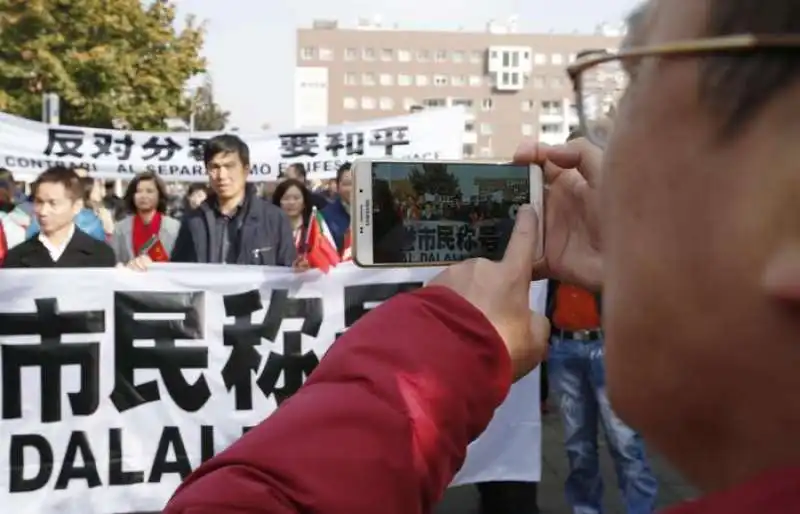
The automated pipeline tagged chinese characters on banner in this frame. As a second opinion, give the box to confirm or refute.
[0,264,544,514]
[0,108,466,181]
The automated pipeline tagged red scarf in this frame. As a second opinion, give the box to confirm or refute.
[0,220,7,266]
[132,211,162,256]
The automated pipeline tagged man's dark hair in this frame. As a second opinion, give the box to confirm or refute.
[31,166,83,200]
[123,171,168,214]
[203,134,250,167]
[337,162,351,184]
[701,1,800,136]
[187,183,208,196]
[287,163,308,181]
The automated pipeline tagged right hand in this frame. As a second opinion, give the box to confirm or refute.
[514,137,604,291]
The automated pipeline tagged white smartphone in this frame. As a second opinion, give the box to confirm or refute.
[351,158,543,267]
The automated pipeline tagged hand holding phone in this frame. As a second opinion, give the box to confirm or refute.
[429,204,550,380]
[350,159,543,267]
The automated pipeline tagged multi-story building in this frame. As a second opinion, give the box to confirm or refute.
[294,16,624,158]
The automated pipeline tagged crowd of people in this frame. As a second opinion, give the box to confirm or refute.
[0,134,354,270]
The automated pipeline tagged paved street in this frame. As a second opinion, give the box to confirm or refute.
[435,407,698,514]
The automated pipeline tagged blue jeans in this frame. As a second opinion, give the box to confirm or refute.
[548,337,658,514]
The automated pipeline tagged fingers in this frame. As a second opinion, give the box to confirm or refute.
[547,138,604,188]
[512,139,551,165]
[501,204,541,282]
[529,311,550,362]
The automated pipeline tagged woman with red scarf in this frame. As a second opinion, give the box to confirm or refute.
[111,171,180,267]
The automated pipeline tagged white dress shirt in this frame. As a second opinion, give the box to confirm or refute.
[39,223,75,262]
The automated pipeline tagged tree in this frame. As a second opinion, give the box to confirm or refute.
[408,163,461,198]
[184,74,229,131]
[0,0,205,130]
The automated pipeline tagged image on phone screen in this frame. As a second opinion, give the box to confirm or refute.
[370,162,531,264]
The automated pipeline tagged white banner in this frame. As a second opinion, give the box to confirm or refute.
[0,108,466,182]
[0,264,543,514]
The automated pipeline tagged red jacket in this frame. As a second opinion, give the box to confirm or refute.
[163,286,513,514]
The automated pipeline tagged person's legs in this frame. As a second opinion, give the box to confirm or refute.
[549,338,604,514]
[589,339,658,514]
[477,481,539,514]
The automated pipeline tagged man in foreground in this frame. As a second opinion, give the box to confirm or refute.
[2,166,116,268]
[164,0,800,512]
[170,134,296,266]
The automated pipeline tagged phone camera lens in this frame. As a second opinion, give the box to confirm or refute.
[359,188,363,193]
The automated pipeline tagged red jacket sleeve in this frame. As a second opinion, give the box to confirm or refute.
[162,285,513,514]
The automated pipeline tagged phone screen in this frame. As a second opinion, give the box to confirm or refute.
[370,161,531,264]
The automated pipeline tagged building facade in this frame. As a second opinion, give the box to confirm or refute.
[295,17,624,159]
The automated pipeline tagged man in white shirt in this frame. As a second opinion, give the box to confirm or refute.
[2,166,115,268]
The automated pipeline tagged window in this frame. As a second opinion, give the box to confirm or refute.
[510,72,520,85]
[521,123,534,136]
[502,52,511,67]
[521,100,534,111]
[481,98,493,111]
[416,75,429,86]
[362,73,376,86]
[435,50,448,62]
[319,48,333,61]
[453,51,465,63]
[417,50,430,62]
[300,47,315,60]
[397,74,412,86]
[551,53,564,65]
[452,98,473,109]
[541,100,560,114]
[381,48,393,61]
[541,123,562,134]
[379,73,394,86]
[422,98,447,108]
[433,75,448,86]
[470,50,483,63]
[363,48,375,60]
[379,97,394,110]
[512,52,520,67]
[463,144,475,157]
[569,53,577,63]
[469,75,483,87]
[344,48,357,60]
[534,53,546,65]
[398,50,411,62]
[465,122,475,132]
[361,97,375,110]
[343,97,357,109]
[403,98,417,110]
[344,73,358,85]
[480,123,492,135]
[451,75,466,86]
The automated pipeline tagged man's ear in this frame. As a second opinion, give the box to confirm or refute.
[762,243,800,302]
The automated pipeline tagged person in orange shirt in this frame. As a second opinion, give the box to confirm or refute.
[545,279,658,514]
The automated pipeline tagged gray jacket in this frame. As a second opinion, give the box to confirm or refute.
[111,215,181,263]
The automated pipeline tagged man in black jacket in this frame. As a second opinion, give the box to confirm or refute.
[2,166,115,268]
[169,135,296,266]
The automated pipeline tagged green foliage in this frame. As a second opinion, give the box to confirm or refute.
[408,163,461,198]
[0,0,206,129]
[184,74,229,131]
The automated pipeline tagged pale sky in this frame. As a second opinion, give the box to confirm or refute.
[172,0,642,132]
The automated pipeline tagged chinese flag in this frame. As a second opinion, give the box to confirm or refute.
[0,221,8,266]
[305,207,341,273]
[141,235,170,262]
[147,239,170,262]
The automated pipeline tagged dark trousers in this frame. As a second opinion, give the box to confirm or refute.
[477,481,539,514]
